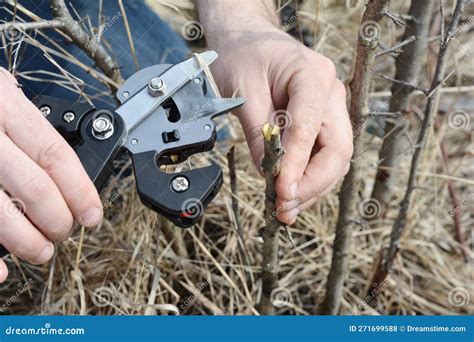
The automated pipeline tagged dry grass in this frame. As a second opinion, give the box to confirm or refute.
[1,0,472,315]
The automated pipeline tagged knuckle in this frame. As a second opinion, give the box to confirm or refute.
[14,239,46,263]
[38,140,69,172]
[46,215,73,242]
[23,173,50,201]
[334,79,347,98]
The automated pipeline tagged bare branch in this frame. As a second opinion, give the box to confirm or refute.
[373,73,429,94]
[318,0,390,315]
[376,35,416,57]
[0,20,64,32]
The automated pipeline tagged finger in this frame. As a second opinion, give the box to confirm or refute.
[0,259,8,283]
[0,190,55,264]
[0,77,103,226]
[275,69,334,203]
[284,80,352,206]
[238,91,275,173]
[277,178,339,224]
[0,131,73,242]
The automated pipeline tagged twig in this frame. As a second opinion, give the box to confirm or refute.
[435,118,470,262]
[366,111,403,117]
[376,35,416,57]
[0,20,64,31]
[258,123,284,315]
[227,146,243,237]
[319,0,390,315]
[384,8,408,26]
[367,0,469,304]
[373,73,428,94]
[49,0,124,92]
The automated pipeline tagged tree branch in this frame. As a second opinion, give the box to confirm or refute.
[318,0,390,315]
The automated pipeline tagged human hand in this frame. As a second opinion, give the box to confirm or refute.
[0,68,103,282]
[202,18,353,225]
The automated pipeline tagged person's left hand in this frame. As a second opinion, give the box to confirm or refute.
[206,23,353,224]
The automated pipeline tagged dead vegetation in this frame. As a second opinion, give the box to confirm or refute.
[0,0,472,315]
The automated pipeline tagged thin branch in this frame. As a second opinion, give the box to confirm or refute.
[49,0,124,92]
[367,0,469,303]
[373,73,429,94]
[384,9,408,26]
[436,118,470,262]
[258,123,285,315]
[318,0,390,315]
[0,19,64,31]
[227,146,243,237]
[376,35,416,57]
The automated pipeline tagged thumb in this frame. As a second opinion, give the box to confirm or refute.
[237,95,275,173]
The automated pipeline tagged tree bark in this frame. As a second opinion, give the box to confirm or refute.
[258,123,284,315]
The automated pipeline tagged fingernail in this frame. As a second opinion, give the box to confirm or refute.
[283,199,300,212]
[290,182,298,200]
[81,207,103,227]
[33,244,54,264]
[287,207,300,224]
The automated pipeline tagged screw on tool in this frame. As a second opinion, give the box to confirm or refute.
[148,77,166,97]
[171,176,189,192]
[62,111,75,123]
[92,114,114,140]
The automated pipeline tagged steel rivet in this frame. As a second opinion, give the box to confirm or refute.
[171,176,189,192]
[63,111,75,123]
[40,105,51,117]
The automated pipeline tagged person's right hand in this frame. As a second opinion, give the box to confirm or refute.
[0,67,103,282]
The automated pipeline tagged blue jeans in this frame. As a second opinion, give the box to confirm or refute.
[0,0,190,107]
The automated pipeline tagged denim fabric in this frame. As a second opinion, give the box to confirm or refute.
[0,0,190,106]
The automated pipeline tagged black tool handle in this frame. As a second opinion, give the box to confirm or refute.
[131,151,223,228]
[0,97,125,258]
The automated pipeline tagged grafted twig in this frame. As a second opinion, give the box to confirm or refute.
[49,0,124,91]
[367,0,469,303]
[318,0,390,315]
[258,123,284,315]
[370,0,434,218]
